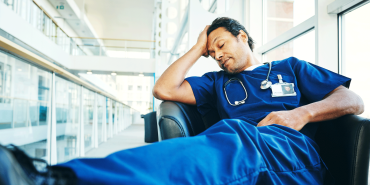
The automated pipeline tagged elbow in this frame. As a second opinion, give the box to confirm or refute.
[354,95,365,115]
[152,84,172,101]
[356,100,365,115]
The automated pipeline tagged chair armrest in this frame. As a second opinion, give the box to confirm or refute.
[315,114,370,185]
[157,101,205,141]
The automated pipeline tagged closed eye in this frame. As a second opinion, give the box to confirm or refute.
[220,44,224,48]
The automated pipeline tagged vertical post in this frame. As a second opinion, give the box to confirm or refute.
[102,97,107,142]
[49,72,57,165]
[45,73,52,164]
[11,98,15,128]
[79,86,85,157]
[108,99,113,138]
[119,104,122,132]
[93,92,98,148]
[26,100,31,130]
[114,101,118,134]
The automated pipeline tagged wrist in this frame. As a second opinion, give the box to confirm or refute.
[294,106,314,123]
[192,44,206,54]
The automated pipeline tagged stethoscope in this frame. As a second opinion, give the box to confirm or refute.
[223,62,272,106]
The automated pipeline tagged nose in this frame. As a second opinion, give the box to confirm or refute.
[215,51,223,61]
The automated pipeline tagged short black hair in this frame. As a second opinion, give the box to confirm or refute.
[207,17,255,51]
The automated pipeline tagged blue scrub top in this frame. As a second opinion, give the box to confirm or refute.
[185,57,351,140]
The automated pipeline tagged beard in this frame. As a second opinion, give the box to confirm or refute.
[222,62,242,74]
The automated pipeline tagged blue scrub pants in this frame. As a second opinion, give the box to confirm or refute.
[59,119,325,184]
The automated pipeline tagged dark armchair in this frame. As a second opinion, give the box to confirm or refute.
[156,101,370,185]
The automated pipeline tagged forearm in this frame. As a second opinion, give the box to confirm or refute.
[153,45,203,99]
[295,86,364,123]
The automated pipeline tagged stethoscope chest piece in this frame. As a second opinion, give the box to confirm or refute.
[260,62,272,90]
[260,80,272,89]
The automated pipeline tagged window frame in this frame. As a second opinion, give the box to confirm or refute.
[258,0,317,64]
[337,0,370,75]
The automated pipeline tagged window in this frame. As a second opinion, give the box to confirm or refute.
[263,30,315,63]
[341,1,370,118]
[128,85,133,90]
[264,0,315,44]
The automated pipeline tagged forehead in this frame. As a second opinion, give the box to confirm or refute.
[207,27,234,49]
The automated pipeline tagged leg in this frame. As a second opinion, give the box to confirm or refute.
[58,119,325,185]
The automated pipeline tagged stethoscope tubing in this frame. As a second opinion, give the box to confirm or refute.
[223,62,272,106]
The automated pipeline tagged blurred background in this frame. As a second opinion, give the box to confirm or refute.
[0,0,368,165]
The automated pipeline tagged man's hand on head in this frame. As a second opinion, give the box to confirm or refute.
[257,109,312,131]
[196,25,210,58]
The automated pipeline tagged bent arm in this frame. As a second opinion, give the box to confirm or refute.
[258,85,364,130]
[297,85,364,123]
[153,26,209,105]
[152,46,203,105]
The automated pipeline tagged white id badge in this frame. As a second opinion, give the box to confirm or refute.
[271,83,297,97]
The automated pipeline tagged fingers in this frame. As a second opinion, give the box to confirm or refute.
[257,114,273,127]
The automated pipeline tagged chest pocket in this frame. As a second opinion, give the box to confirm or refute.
[268,72,299,104]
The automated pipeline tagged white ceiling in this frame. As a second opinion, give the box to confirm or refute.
[83,0,155,41]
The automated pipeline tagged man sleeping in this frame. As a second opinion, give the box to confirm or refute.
[0,17,364,185]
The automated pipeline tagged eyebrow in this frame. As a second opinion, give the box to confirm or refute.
[208,36,221,52]
[212,36,220,45]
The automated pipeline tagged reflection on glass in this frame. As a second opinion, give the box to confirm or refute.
[0,51,51,162]
[342,2,370,118]
[83,88,94,153]
[264,0,314,44]
[263,30,315,63]
[106,98,111,138]
[112,101,115,134]
[97,94,104,144]
[55,76,80,163]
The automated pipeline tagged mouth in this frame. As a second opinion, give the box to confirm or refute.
[221,58,230,69]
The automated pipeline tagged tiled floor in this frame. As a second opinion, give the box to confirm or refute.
[85,124,149,158]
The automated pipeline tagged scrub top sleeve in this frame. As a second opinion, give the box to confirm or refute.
[291,57,351,103]
[185,73,216,115]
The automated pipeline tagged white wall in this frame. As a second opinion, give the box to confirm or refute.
[70,55,155,73]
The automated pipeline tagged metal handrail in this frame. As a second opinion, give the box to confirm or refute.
[71,37,156,43]
[0,95,49,103]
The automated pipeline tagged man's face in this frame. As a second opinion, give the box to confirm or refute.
[284,86,291,92]
[207,27,250,74]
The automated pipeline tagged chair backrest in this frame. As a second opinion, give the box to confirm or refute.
[315,115,370,185]
[158,101,370,185]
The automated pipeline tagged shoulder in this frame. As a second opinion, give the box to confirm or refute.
[272,57,314,71]
[202,70,226,80]
[272,57,308,66]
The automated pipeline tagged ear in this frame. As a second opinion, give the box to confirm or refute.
[238,30,248,43]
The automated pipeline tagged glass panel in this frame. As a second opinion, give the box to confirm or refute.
[0,51,51,162]
[83,88,94,153]
[106,98,110,138]
[55,76,80,163]
[112,101,115,134]
[264,0,315,44]
[342,2,370,118]
[97,94,104,144]
[263,30,315,63]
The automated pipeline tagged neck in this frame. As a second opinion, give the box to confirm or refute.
[241,51,261,71]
